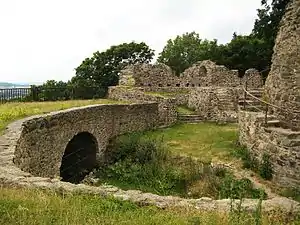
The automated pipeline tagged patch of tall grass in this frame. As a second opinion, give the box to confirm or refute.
[94,133,266,199]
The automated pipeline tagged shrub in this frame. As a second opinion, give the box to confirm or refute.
[234,147,258,172]
[95,133,266,199]
[218,175,267,199]
[259,153,273,180]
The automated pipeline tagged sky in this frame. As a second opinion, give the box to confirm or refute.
[0,0,262,84]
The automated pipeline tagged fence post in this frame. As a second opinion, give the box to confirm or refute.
[31,86,38,101]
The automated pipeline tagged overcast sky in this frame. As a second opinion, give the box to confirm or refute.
[0,0,261,84]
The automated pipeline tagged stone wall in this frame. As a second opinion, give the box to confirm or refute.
[13,103,158,178]
[108,87,177,126]
[1,119,299,212]
[264,0,300,130]
[239,110,300,188]
[188,87,241,122]
[242,69,264,89]
[119,60,243,88]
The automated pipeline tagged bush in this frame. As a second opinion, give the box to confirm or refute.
[259,153,273,180]
[234,147,259,171]
[95,133,266,199]
[219,175,267,199]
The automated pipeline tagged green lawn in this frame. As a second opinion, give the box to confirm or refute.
[143,123,239,163]
[176,105,196,115]
[0,99,124,132]
[0,187,295,225]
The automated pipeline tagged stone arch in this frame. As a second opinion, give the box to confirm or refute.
[60,132,98,183]
[199,66,208,76]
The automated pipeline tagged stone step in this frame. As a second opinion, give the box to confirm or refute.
[264,127,300,139]
[238,100,262,105]
[180,120,203,123]
[265,120,281,128]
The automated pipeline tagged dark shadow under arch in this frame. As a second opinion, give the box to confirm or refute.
[199,66,207,76]
[60,132,98,184]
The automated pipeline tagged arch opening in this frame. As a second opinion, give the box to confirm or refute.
[199,66,207,76]
[60,132,98,184]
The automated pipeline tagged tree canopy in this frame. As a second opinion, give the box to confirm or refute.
[73,42,154,87]
[157,32,219,75]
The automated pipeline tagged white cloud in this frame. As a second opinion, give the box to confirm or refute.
[0,0,261,83]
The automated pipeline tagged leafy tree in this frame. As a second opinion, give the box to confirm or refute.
[251,0,290,74]
[37,80,70,101]
[253,0,290,44]
[73,42,154,87]
[219,34,271,77]
[157,32,219,75]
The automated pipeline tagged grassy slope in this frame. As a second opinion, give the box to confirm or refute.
[0,99,124,132]
[0,100,297,224]
[0,187,295,225]
[144,123,239,163]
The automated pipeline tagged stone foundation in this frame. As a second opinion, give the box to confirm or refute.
[188,87,242,122]
[0,112,299,213]
[108,87,177,126]
[239,110,300,188]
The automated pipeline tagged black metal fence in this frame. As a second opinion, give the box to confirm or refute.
[0,86,108,104]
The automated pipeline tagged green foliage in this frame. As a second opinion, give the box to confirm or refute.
[97,135,187,196]
[157,32,219,75]
[219,176,267,199]
[259,153,273,180]
[219,35,271,77]
[233,146,259,170]
[1,187,297,225]
[281,187,300,202]
[73,42,154,88]
[96,133,266,199]
[234,147,273,181]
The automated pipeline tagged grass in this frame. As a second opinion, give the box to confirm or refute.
[95,132,266,199]
[0,99,124,132]
[141,123,239,163]
[0,187,298,225]
[176,105,196,115]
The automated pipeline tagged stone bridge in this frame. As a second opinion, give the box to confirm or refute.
[11,103,158,183]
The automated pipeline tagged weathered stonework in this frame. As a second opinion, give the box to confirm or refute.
[264,0,300,130]
[108,87,177,126]
[13,103,158,178]
[0,113,299,213]
[188,87,242,122]
[242,69,264,89]
[239,110,300,187]
[119,60,251,88]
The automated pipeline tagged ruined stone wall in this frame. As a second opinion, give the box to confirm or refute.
[188,87,242,122]
[242,69,264,89]
[1,119,299,212]
[264,0,300,130]
[239,110,300,188]
[119,60,243,88]
[108,87,177,126]
[14,103,158,178]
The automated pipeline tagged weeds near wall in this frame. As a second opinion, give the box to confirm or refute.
[95,133,267,199]
[234,146,273,181]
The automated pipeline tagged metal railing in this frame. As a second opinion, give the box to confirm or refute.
[0,86,108,104]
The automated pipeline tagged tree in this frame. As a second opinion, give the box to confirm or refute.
[157,32,220,75]
[73,42,154,88]
[220,34,272,77]
[251,0,290,73]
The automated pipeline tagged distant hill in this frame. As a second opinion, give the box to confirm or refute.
[0,82,30,88]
